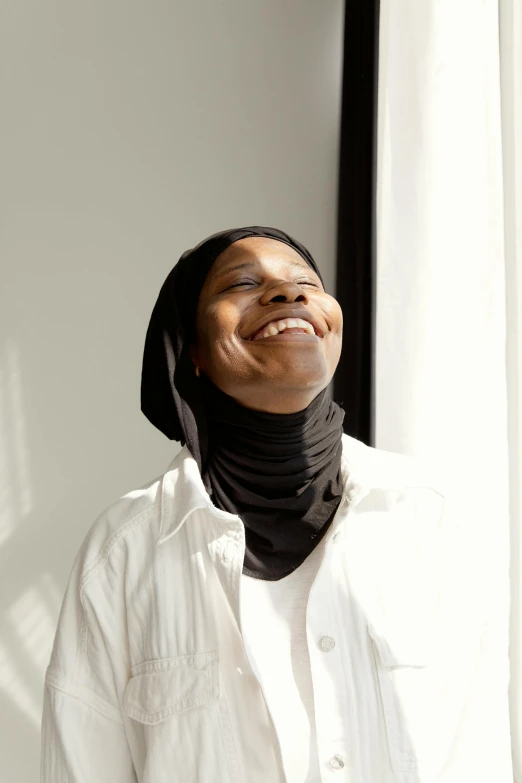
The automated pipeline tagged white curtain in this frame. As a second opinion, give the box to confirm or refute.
[500,0,522,777]
[375,0,521,779]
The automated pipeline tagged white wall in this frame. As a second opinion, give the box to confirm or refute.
[0,1,345,778]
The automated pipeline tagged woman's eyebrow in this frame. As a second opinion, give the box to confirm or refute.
[214,261,257,278]
[214,260,313,279]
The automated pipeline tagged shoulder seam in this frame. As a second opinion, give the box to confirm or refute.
[80,503,161,599]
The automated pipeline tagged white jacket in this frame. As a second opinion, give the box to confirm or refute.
[40,434,513,782]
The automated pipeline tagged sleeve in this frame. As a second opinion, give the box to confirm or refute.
[40,543,137,783]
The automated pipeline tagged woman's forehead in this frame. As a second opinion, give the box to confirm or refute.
[211,236,312,275]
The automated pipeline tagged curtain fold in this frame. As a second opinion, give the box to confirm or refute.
[500,0,522,778]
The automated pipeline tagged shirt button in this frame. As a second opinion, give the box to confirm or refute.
[329,754,345,770]
[319,635,336,652]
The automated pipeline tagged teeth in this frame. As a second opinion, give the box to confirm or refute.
[295,318,315,334]
[253,317,317,339]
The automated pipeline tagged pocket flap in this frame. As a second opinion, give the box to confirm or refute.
[123,652,219,725]
[368,623,431,668]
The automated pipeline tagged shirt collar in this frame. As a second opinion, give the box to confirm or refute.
[157,434,429,545]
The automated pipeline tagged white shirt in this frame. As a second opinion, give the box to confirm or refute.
[241,532,327,782]
[40,433,514,783]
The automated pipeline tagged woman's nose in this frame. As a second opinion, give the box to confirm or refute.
[259,281,309,304]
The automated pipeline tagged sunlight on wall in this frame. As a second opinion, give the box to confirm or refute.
[40,572,64,618]
[0,641,41,728]
[0,340,33,550]
[8,580,58,676]
[0,571,63,737]
[5,339,32,517]
[0,372,15,548]
[0,338,50,740]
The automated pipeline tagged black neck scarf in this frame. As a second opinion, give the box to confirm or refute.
[200,373,345,581]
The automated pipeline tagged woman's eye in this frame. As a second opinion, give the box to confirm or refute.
[226,280,257,290]
[224,278,319,292]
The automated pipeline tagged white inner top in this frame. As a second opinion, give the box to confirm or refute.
[240,535,329,783]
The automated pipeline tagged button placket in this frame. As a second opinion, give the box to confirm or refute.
[307,508,352,781]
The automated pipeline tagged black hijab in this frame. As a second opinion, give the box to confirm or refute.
[141,226,345,580]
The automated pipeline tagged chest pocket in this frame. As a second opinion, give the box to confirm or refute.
[360,492,483,779]
[369,623,438,778]
[369,613,484,780]
[122,652,240,783]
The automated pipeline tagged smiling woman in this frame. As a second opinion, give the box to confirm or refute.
[41,224,502,783]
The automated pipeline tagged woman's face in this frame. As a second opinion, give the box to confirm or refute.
[190,237,343,413]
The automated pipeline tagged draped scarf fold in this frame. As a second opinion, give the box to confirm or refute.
[200,374,345,580]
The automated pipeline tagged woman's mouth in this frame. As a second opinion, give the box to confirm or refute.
[249,317,320,341]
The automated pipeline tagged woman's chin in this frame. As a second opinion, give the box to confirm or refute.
[221,376,330,413]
